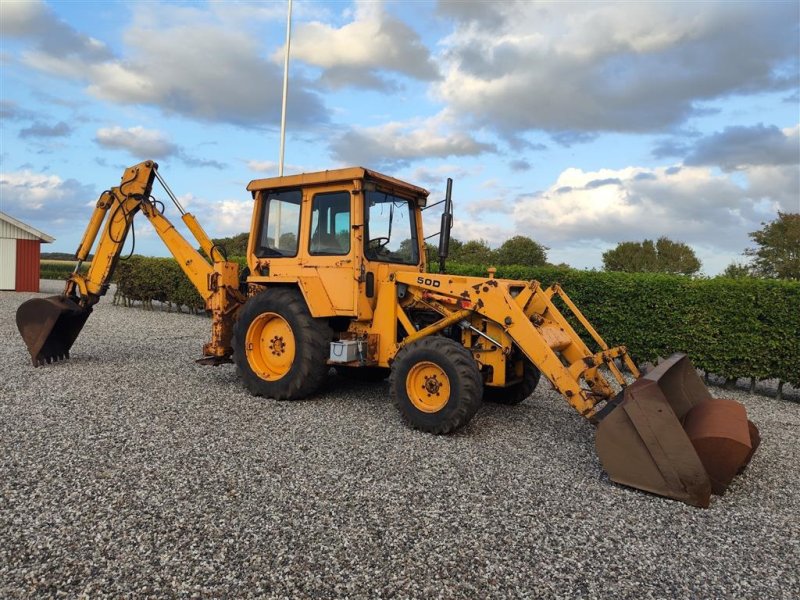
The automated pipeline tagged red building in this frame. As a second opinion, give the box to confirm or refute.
[0,211,55,293]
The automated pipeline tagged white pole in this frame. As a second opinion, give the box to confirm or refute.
[278,0,293,178]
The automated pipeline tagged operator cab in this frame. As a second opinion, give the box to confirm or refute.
[245,167,433,318]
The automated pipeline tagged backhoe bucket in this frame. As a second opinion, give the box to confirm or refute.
[16,296,91,366]
[595,354,759,507]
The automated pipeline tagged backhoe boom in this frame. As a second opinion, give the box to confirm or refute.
[16,161,243,365]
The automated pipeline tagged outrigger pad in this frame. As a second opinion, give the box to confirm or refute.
[595,353,759,508]
[16,296,91,366]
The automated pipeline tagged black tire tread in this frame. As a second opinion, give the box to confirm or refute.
[390,336,483,434]
[484,358,541,405]
[233,288,331,400]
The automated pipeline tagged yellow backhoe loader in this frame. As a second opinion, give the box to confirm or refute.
[17,161,760,507]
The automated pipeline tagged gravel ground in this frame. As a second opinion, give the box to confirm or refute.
[2,288,799,599]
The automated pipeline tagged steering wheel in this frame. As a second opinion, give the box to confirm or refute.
[368,237,390,250]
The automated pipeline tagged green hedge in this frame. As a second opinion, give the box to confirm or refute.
[443,263,800,387]
[105,257,799,385]
[111,255,248,313]
[113,257,200,312]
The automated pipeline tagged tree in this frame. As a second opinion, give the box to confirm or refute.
[602,237,701,275]
[602,240,658,273]
[422,237,462,264]
[722,262,752,278]
[744,212,800,280]
[654,237,702,275]
[452,239,494,264]
[494,235,548,266]
[209,232,249,256]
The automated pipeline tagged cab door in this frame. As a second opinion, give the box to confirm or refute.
[304,186,357,313]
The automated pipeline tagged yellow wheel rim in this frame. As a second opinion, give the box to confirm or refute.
[406,361,451,413]
[245,312,296,380]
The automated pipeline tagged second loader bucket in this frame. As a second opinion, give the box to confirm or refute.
[16,296,91,366]
[595,354,760,508]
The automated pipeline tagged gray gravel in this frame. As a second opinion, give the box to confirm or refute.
[2,288,799,599]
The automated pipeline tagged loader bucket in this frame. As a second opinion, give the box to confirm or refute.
[595,354,760,507]
[16,296,91,366]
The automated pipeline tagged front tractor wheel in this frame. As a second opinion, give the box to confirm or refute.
[233,288,331,400]
[390,336,483,434]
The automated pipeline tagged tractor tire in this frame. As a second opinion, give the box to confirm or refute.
[390,336,483,434]
[336,365,391,382]
[483,359,541,405]
[233,288,331,400]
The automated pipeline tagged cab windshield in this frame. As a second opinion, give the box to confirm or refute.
[364,190,418,264]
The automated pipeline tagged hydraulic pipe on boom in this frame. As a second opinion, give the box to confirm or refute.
[16,161,244,366]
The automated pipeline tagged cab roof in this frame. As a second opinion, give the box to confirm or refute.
[246,166,429,198]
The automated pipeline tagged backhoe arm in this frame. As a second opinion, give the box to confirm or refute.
[17,161,242,366]
[68,161,215,306]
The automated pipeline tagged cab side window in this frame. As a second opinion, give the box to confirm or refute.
[309,191,351,256]
[256,189,302,258]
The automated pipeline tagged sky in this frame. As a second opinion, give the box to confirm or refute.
[1,0,798,274]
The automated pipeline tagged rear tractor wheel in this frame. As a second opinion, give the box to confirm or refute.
[390,336,483,434]
[233,288,331,400]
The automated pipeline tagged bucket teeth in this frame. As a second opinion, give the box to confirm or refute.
[34,350,71,366]
[17,296,91,367]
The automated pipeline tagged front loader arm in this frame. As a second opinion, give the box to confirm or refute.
[391,272,638,419]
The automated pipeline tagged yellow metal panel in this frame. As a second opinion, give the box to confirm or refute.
[538,324,572,351]
[182,213,220,261]
[314,267,355,311]
[297,276,336,317]
[248,167,367,192]
[247,167,430,199]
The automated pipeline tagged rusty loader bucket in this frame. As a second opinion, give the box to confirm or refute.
[595,354,760,507]
[16,296,91,366]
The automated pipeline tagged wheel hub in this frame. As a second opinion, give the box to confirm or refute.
[245,312,296,380]
[270,336,285,355]
[406,361,451,413]
[423,375,442,395]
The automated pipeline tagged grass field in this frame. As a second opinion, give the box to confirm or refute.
[40,259,90,280]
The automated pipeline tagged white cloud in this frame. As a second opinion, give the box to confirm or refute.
[246,160,280,173]
[435,2,799,136]
[95,126,178,159]
[214,200,253,236]
[685,123,800,171]
[1,0,112,65]
[466,197,514,217]
[330,112,495,167]
[0,170,95,232]
[244,160,305,175]
[287,1,438,90]
[94,126,226,169]
[746,165,800,213]
[177,197,252,237]
[450,219,512,248]
[505,163,789,273]
[19,121,72,138]
[9,1,326,127]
